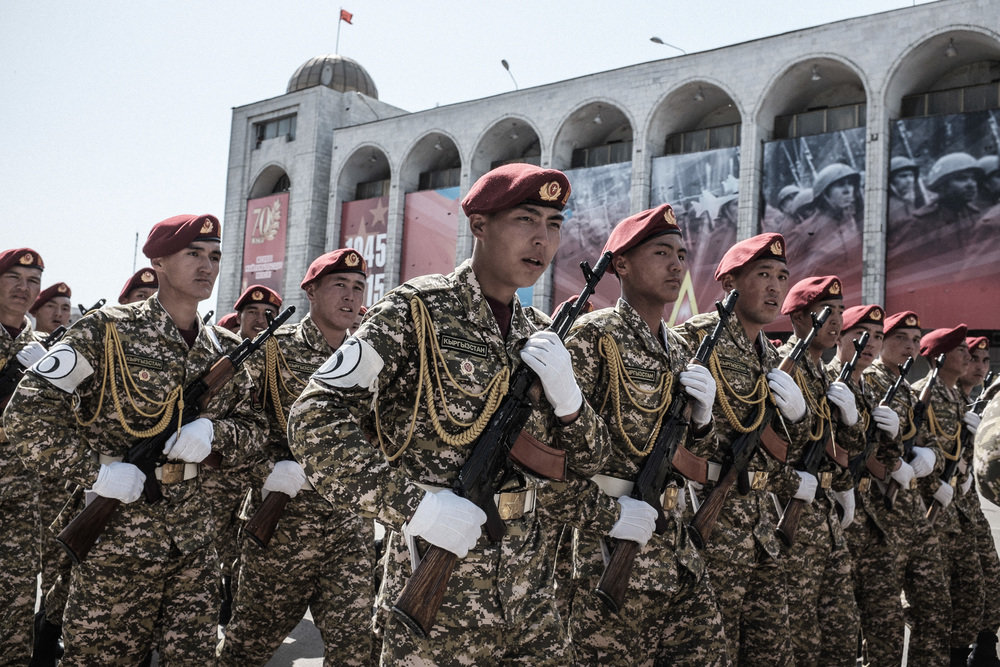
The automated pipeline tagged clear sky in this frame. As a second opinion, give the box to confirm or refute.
[1,0,934,315]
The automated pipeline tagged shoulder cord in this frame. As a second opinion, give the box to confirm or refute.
[262,337,308,433]
[375,295,510,462]
[925,400,962,459]
[597,334,673,457]
[707,345,770,433]
[794,367,830,442]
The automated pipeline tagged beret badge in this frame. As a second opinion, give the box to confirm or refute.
[871,309,883,321]
[829,281,842,295]
[539,181,562,202]
[20,253,34,265]
[770,239,783,256]
[141,271,155,283]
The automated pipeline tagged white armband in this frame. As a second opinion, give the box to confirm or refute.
[312,336,383,392]
[31,343,94,393]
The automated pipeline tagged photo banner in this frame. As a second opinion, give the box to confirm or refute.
[886,110,1000,328]
[242,192,290,294]
[340,196,389,307]
[400,187,460,284]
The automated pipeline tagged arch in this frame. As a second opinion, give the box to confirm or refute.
[468,115,544,181]
[336,143,392,202]
[398,130,462,194]
[645,78,744,160]
[248,164,291,199]
[550,99,635,170]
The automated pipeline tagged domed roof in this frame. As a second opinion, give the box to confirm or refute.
[287,54,378,98]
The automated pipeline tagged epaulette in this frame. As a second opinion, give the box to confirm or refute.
[522,306,552,331]
[571,307,620,334]
[680,311,718,331]
[394,273,453,297]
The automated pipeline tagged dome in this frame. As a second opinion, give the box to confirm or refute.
[286,54,378,98]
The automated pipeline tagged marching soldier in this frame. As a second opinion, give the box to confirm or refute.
[288,163,610,665]
[234,284,282,341]
[975,377,1000,504]
[4,215,267,663]
[118,267,158,305]
[216,312,239,334]
[30,282,72,334]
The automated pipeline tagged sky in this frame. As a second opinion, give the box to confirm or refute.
[1,0,935,315]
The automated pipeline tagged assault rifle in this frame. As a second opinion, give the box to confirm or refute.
[202,310,215,325]
[847,356,913,487]
[55,306,295,564]
[594,289,738,613]
[775,330,868,546]
[78,299,107,316]
[0,326,67,411]
[884,353,944,510]
[391,251,613,638]
[689,306,831,548]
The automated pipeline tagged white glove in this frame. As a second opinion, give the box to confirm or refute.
[793,470,818,503]
[826,381,859,426]
[92,462,145,503]
[16,341,47,368]
[890,460,915,488]
[607,496,658,547]
[963,410,981,434]
[262,460,306,499]
[834,489,855,528]
[909,446,935,479]
[872,405,900,439]
[961,474,974,495]
[162,418,214,463]
[406,489,486,558]
[933,481,954,508]
[680,363,716,427]
[519,331,582,417]
[767,369,807,422]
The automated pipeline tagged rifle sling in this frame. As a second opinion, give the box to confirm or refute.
[865,454,896,481]
[760,424,788,463]
[824,436,849,468]
[509,429,566,481]
[671,445,708,485]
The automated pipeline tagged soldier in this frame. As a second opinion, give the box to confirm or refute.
[118,267,158,305]
[220,249,374,665]
[287,163,610,665]
[675,232,815,665]
[30,282,72,334]
[911,153,983,249]
[234,284,282,340]
[887,156,926,225]
[0,247,47,665]
[975,377,1000,504]
[561,204,728,665]
[216,312,239,333]
[975,155,999,209]
[4,215,267,664]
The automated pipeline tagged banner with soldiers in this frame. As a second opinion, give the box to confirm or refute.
[340,195,390,307]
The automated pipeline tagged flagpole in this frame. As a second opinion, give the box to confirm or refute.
[336,7,342,54]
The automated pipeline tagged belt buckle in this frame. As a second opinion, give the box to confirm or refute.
[497,491,525,521]
[160,462,186,485]
[819,472,833,489]
[949,475,958,488]
[661,487,679,511]
[750,471,769,491]
[857,477,871,494]
[909,478,918,490]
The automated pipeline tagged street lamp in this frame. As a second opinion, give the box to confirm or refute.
[650,37,686,55]
[501,59,519,90]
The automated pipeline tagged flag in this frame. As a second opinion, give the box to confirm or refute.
[340,9,353,24]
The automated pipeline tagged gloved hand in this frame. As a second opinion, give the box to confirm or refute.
[826,381,859,426]
[961,474,974,495]
[519,331,582,417]
[963,410,981,434]
[680,363,716,427]
[767,369,806,422]
[92,462,145,503]
[793,470,818,503]
[872,405,900,439]
[15,341,47,368]
[890,460,915,488]
[406,489,486,558]
[909,446,935,479]
[933,481,954,508]
[162,418,214,463]
[834,489,855,529]
[263,460,307,499]
[607,496,658,547]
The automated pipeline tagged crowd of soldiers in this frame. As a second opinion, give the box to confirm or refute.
[1,162,1000,666]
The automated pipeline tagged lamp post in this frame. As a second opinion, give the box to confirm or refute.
[501,59,518,90]
[649,37,686,55]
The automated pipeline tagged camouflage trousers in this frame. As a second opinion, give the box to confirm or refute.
[219,490,374,666]
[37,477,75,624]
[0,481,38,666]
[968,499,1000,632]
[944,515,985,649]
[60,547,216,665]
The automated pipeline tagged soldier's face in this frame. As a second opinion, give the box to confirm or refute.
[33,296,72,333]
[942,171,977,203]
[807,298,843,351]
[940,344,970,378]
[824,179,854,209]
[470,205,563,296]
[890,171,915,196]
[963,348,990,386]
[726,259,789,327]
[881,329,921,366]
[839,323,883,371]
[123,287,156,304]
[154,242,221,303]
[239,303,277,339]
[307,272,366,334]
[617,234,686,305]
[0,266,42,322]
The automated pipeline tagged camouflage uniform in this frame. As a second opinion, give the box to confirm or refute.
[561,300,729,666]
[0,318,41,665]
[975,380,1000,505]
[675,311,813,666]
[220,313,375,666]
[287,261,609,666]
[3,297,266,664]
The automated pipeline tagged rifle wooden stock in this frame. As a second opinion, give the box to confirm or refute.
[775,497,806,546]
[885,355,941,510]
[594,539,640,613]
[56,494,121,565]
[689,465,740,548]
[391,546,458,637]
[244,490,291,548]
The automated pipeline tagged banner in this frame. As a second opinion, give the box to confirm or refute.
[340,196,389,307]
[242,193,289,294]
[400,187,460,284]
[886,110,1000,328]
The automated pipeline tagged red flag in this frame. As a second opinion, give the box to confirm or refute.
[340,9,353,24]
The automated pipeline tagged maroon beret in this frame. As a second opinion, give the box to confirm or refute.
[216,312,240,332]
[234,284,282,311]
[602,204,681,273]
[883,310,921,335]
[842,304,884,333]
[30,282,72,314]
[358,305,368,316]
[781,275,842,315]
[714,233,786,280]
[920,324,968,359]
[0,248,44,275]
[461,164,571,216]
[117,268,158,304]
[142,214,221,259]
[967,336,989,353]
[301,248,368,288]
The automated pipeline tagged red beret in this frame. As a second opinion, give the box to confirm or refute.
[920,324,968,359]
[842,304,884,333]
[714,233,786,280]
[0,248,44,275]
[234,284,282,311]
[30,282,72,314]
[781,275,842,315]
[461,164,571,216]
[358,305,368,316]
[967,336,990,353]
[142,214,221,259]
[883,310,921,335]
[602,204,681,273]
[118,268,158,304]
[216,312,240,331]
[301,248,368,288]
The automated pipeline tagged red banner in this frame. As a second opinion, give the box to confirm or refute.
[340,196,389,307]
[242,193,289,295]
[400,188,460,284]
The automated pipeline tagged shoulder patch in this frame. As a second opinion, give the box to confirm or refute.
[313,336,384,391]
[31,343,95,393]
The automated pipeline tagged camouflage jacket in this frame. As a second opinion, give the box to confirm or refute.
[3,296,266,561]
[912,376,967,533]
[974,378,1000,505]
[0,316,40,499]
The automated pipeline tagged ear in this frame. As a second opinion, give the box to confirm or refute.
[612,254,629,278]
[468,213,488,240]
[720,273,736,293]
[789,310,808,331]
[150,257,165,271]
